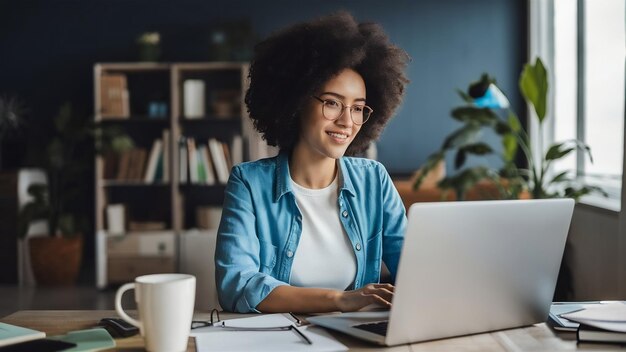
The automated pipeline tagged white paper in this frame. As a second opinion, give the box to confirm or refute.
[191,314,348,352]
[562,302,626,322]
[561,302,626,332]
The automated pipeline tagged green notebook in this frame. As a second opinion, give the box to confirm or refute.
[0,322,45,347]
[49,328,115,352]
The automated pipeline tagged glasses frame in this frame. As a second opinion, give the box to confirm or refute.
[311,96,373,125]
[191,308,221,330]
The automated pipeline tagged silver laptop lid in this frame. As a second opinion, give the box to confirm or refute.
[386,199,574,345]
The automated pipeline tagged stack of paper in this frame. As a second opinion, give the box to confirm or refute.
[561,302,626,332]
[191,314,347,352]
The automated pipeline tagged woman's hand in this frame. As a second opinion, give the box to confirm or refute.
[334,283,394,312]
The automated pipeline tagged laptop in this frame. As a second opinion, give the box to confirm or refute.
[308,199,575,346]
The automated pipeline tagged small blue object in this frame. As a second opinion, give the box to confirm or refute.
[158,102,168,117]
[148,102,160,118]
[473,84,510,109]
[148,102,168,119]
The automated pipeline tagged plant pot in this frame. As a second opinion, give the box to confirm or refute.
[29,236,82,285]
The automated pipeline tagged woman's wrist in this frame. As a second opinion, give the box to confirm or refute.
[329,290,344,311]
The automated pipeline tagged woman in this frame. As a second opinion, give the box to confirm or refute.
[215,11,410,313]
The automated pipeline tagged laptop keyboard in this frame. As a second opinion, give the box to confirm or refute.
[353,321,389,336]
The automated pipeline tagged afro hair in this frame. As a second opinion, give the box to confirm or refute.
[245,11,410,155]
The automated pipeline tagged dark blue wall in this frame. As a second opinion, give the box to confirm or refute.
[1,0,527,173]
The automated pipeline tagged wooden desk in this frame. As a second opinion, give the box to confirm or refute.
[1,310,622,351]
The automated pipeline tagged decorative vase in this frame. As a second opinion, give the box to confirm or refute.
[29,236,82,285]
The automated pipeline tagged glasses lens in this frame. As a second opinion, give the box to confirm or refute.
[351,106,372,125]
[322,99,343,120]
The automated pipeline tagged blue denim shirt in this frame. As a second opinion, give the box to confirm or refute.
[215,152,406,313]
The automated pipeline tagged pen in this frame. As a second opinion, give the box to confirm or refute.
[290,324,312,345]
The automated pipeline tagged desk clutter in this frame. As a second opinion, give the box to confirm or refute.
[551,301,626,344]
[0,322,115,352]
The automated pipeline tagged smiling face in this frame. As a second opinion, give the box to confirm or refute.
[294,68,366,161]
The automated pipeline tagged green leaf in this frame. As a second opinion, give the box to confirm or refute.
[494,121,512,135]
[566,139,594,163]
[549,170,571,184]
[545,145,575,161]
[461,143,493,155]
[507,111,522,133]
[519,57,548,123]
[442,123,482,150]
[502,133,518,162]
[451,107,498,125]
[58,214,76,236]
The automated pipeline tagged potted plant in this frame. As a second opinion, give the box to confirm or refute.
[17,103,132,285]
[415,58,606,201]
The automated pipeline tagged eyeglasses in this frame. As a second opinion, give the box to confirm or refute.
[191,309,221,329]
[190,309,312,345]
[311,96,373,125]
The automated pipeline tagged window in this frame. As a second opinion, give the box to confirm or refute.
[552,0,625,210]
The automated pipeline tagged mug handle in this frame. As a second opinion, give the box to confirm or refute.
[115,283,142,329]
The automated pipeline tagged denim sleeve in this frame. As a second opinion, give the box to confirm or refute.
[378,163,407,282]
[215,166,287,313]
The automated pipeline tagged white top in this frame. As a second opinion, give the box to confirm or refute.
[289,173,357,290]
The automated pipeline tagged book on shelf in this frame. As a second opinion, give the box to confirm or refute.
[179,137,188,184]
[196,145,208,184]
[162,129,170,182]
[200,145,216,185]
[187,138,199,184]
[208,138,230,184]
[116,150,132,180]
[222,141,233,171]
[103,152,119,180]
[134,149,148,181]
[100,74,130,118]
[126,149,139,180]
[154,150,164,181]
[144,139,163,183]
[0,322,45,347]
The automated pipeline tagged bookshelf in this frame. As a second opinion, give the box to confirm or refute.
[94,62,275,288]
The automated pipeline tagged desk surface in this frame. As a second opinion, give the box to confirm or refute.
[1,310,622,351]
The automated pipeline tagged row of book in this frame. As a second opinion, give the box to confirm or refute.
[104,130,170,183]
[180,136,243,185]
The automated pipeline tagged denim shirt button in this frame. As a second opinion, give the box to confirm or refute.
[342,210,348,218]
[355,243,362,251]
[286,250,294,258]
[339,201,344,207]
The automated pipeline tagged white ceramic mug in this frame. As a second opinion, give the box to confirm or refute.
[115,273,196,352]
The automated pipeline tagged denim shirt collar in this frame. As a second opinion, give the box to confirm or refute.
[273,151,356,202]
